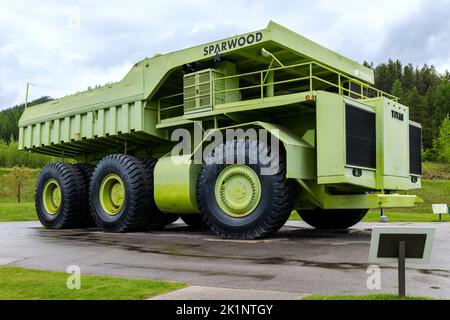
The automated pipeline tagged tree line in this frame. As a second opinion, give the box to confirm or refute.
[0,61,449,167]
[365,60,450,159]
[0,96,52,142]
[0,139,55,168]
[0,97,55,168]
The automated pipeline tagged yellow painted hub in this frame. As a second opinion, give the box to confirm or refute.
[214,165,262,218]
[99,174,125,216]
[42,179,61,215]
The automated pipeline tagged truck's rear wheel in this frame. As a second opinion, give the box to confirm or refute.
[74,163,96,227]
[35,163,88,229]
[298,208,368,230]
[89,154,152,232]
[74,163,95,186]
[197,139,296,239]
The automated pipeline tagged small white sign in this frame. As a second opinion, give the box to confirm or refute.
[432,204,449,214]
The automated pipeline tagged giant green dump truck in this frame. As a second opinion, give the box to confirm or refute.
[19,22,422,239]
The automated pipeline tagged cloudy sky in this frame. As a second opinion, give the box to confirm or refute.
[0,0,449,110]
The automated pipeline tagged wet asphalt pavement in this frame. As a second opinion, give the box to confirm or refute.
[1,220,449,299]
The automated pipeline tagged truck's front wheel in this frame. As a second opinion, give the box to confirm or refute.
[298,209,368,230]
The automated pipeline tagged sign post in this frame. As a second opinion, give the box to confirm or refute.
[398,241,406,298]
[369,227,435,298]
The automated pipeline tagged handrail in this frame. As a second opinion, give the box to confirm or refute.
[158,61,398,122]
[211,61,397,101]
[160,92,183,100]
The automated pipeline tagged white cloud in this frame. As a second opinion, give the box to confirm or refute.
[0,0,449,110]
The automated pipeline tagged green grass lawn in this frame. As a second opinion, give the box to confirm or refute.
[392,179,450,213]
[0,203,36,222]
[364,210,450,222]
[422,162,450,180]
[0,266,187,300]
[303,294,434,300]
[0,168,39,203]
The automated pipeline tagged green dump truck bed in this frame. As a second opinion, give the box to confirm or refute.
[18,21,376,157]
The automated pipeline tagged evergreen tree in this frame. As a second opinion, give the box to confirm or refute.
[402,64,415,91]
[391,79,404,102]
[433,116,450,163]
[434,80,450,126]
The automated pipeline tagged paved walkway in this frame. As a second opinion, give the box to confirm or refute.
[150,286,306,300]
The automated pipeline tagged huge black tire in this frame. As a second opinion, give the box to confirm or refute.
[298,208,369,230]
[89,154,152,232]
[181,214,205,229]
[74,163,95,185]
[139,157,179,230]
[35,162,89,229]
[73,163,96,227]
[197,139,297,239]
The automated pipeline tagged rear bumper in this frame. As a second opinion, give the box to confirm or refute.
[322,193,423,210]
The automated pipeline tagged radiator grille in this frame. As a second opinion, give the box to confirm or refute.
[345,104,376,168]
[409,125,422,175]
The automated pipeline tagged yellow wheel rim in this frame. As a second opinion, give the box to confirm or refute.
[99,174,126,216]
[42,179,61,215]
[214,165,262,218]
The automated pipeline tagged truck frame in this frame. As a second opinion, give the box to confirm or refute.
[19,21,422,239]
